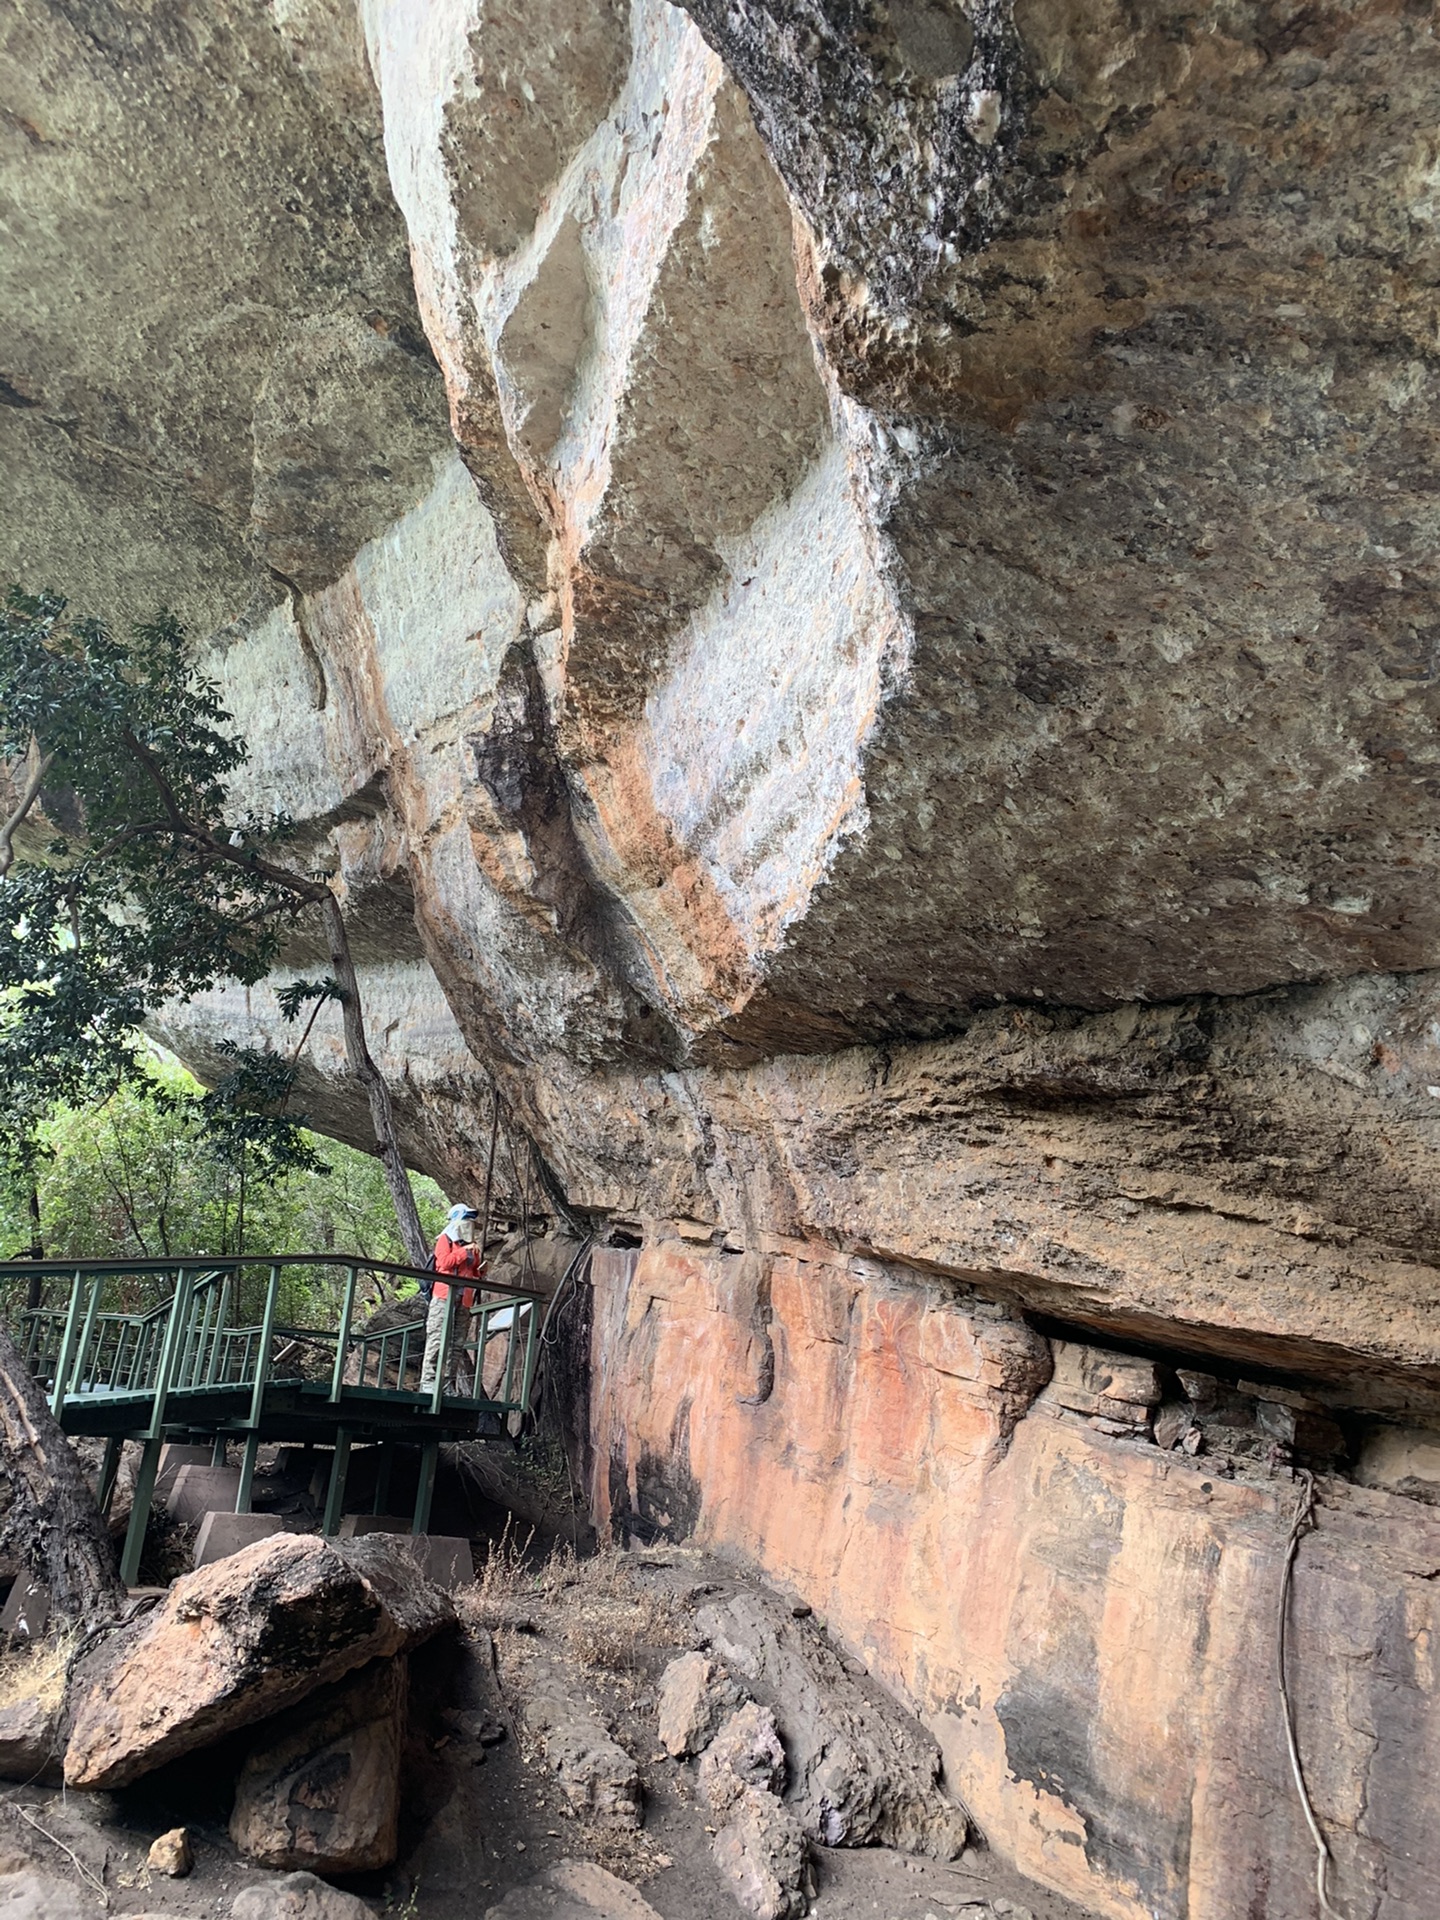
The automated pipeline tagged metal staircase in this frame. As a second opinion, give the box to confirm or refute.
[0,1253,546,1582]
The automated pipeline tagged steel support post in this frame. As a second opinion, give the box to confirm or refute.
[120,1436,163,1587]
[322,1428,352,1537]
[96,1435,123,1515]
[373,1442,394,1516]
[235,1431,260,1514]
[413,1439,439,1536]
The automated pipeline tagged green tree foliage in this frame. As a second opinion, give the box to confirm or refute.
[0,1054,449,1289]
[0,587,427,1261]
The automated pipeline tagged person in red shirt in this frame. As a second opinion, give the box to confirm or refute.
[420,1204,486,1392]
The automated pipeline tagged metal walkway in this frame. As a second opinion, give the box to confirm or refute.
[0,1253,546,1583]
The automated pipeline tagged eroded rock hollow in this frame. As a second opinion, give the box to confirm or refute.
[4,2,1440,1915]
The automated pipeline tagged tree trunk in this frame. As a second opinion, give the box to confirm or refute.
[321,892,428,1266]
[0,1330,125,1631]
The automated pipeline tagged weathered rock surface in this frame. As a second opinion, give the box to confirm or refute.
[1355,1425,1440,1505]
[65,1533,451,1789]
[11,4,1440,1918]
[230,1873,376,1920]
[520,1670,642,1829]
[694,1589,966,1858]
[483,1860,664,1920]
[656,1651,746,1759]
[711,1786,813,1920]
[596,1239,1440,1920]
[0,1871,108,1920]
[696,1702,786,1810]
[0,1695,61,1787]
[230,1657,405,1874]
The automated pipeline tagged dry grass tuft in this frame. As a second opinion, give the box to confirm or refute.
[0,1635,72,1713]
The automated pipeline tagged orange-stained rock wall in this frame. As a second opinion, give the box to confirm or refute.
[589,1241,1440,1920]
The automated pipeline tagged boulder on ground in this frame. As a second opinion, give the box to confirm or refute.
[698,1701,786,1809]
[147,1826,193,1876]
[0,1693,62,1786]
[230,1872,376,1919]
[65,1533,453,1789]
[657,1651,746,1757]
[484,1859,664,1919]
[696,1590,967,1857]
[522,1670,642,1828]
[230,1657,405,1874]
[0,1870,107,1919]
[712,1785,813,1920]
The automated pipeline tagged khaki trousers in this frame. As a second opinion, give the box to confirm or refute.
[420,1293,474,1392]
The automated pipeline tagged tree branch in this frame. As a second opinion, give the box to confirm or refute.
[0,742,56,879]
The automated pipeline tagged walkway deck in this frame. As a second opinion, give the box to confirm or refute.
[0,1252,549,1582]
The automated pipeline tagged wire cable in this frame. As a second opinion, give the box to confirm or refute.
[1277,1470,1346,1920]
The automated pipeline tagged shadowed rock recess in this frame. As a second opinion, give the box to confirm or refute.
[5,1,1440,1915]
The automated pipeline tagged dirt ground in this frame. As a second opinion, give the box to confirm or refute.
[0,1546,1095,1920]
[0,1450,1100,1920]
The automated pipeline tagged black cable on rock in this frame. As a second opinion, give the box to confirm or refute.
[1278,1469,1346,1920]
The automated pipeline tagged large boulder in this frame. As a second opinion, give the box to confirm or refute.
[65,1534,452,1789]
[229,1657,405,1874]
[656,1651,747,1759]
[230,1874,376,1920]
[484,1861,664,1920]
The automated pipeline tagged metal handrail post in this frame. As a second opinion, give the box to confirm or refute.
[500,1301,521,1407]
[519,1299,539,1408]
[205,1277,232,1384]
[329,1264,359,1403]
[247,1266,280,1431]
[188,1281,217,1391]
[145,1268,193,1442]
[48,1272,84,1418]
[68,1274,105,1403]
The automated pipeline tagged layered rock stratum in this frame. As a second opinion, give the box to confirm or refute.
[5,3,1440,1916]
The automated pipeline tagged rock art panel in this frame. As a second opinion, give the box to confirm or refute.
[590,1239,1440,1920]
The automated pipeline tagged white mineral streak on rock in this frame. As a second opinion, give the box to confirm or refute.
[642,436,904,956]
[205,454,520,813]
[359,0,477,407]
[352,454,525,745]
[199,604,343,823]
[522,3,723,545]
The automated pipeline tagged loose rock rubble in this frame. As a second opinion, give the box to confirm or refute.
[696,1701,786,1806]
[521,1665,644,1829]
[694,1589,969,1858]
[147,1825,193,1876]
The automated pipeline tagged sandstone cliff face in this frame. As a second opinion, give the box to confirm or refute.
[6,2,1440,1914]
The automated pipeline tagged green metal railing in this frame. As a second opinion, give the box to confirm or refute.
[0,1253,547,1582]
